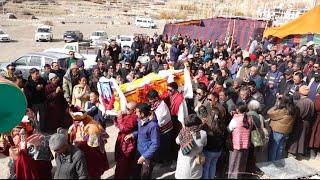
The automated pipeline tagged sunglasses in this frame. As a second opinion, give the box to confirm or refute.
[125,64,131,66]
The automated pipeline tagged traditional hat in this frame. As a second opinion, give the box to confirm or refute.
[299,85,310,96]
[69,111,88,121]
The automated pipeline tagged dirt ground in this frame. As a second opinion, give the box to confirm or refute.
[0,15,164,63]
[0,124,176,179]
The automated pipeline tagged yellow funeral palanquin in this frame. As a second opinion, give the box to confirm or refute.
[113,70,185,111]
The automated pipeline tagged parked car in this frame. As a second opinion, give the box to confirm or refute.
[116,35,134,49]
[63,30,84,43]
[44,46,97,70]
[35,25,53,42]
[0,52,68,79]
[0,29,11,42]
[90,30,108,47]
[135,17,156,28]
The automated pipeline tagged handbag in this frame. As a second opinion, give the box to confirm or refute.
[195,152,206,165]
[251,119,264,147]
[259,115,270,146]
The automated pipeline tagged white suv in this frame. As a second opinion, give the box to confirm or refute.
[90,31,108,47]
[0,29,11,42]
[35,25,53,42]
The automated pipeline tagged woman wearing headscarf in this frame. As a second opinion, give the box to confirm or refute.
[175,114,207,179]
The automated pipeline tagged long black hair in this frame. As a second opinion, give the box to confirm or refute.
[237,105,250,129]
[277,94,300,120]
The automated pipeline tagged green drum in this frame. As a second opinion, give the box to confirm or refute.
[0,81,27,132]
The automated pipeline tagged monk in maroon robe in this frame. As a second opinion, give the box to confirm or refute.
[114,102,138,179]
[45,75,67,132]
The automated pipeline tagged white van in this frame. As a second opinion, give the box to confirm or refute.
[135,17,156,29]
[35,25,53,42]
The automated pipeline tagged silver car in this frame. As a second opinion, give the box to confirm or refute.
[0,52,68,79]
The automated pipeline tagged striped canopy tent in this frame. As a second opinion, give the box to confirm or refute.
[163,17,268,50]
[264,6,320,47]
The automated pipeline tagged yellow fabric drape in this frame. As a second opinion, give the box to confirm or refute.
[263,6,320,39]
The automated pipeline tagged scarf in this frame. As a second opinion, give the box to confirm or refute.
[178,126,200,155]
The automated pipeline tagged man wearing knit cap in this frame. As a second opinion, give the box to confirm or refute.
[287,85,316,160]
[49,133,89,179]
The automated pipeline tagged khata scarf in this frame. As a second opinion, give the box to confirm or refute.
[178,126,201,155]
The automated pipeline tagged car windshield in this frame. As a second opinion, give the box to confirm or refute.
[66,31,76,35]
[92,32,105,36]
[38,28,50,33]
[120,37,131,41]
[0,30,4,34]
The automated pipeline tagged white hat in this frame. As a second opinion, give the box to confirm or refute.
[48,73,57,81]
[187,54,194,59]
[307,41,315,47]
[298,45,307,54]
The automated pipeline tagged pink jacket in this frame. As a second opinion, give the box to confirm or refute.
[230,114,252,150]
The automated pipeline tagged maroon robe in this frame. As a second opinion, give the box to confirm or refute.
[309,95,320,148]
[287,96,315,155]
[114,113,138,179]
[77,142,109,179]
[45,83,67,131]
[15,150,52,179]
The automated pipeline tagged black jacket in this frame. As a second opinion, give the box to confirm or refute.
[25,77,47,107]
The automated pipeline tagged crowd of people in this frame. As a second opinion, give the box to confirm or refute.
[1,32,320,179]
